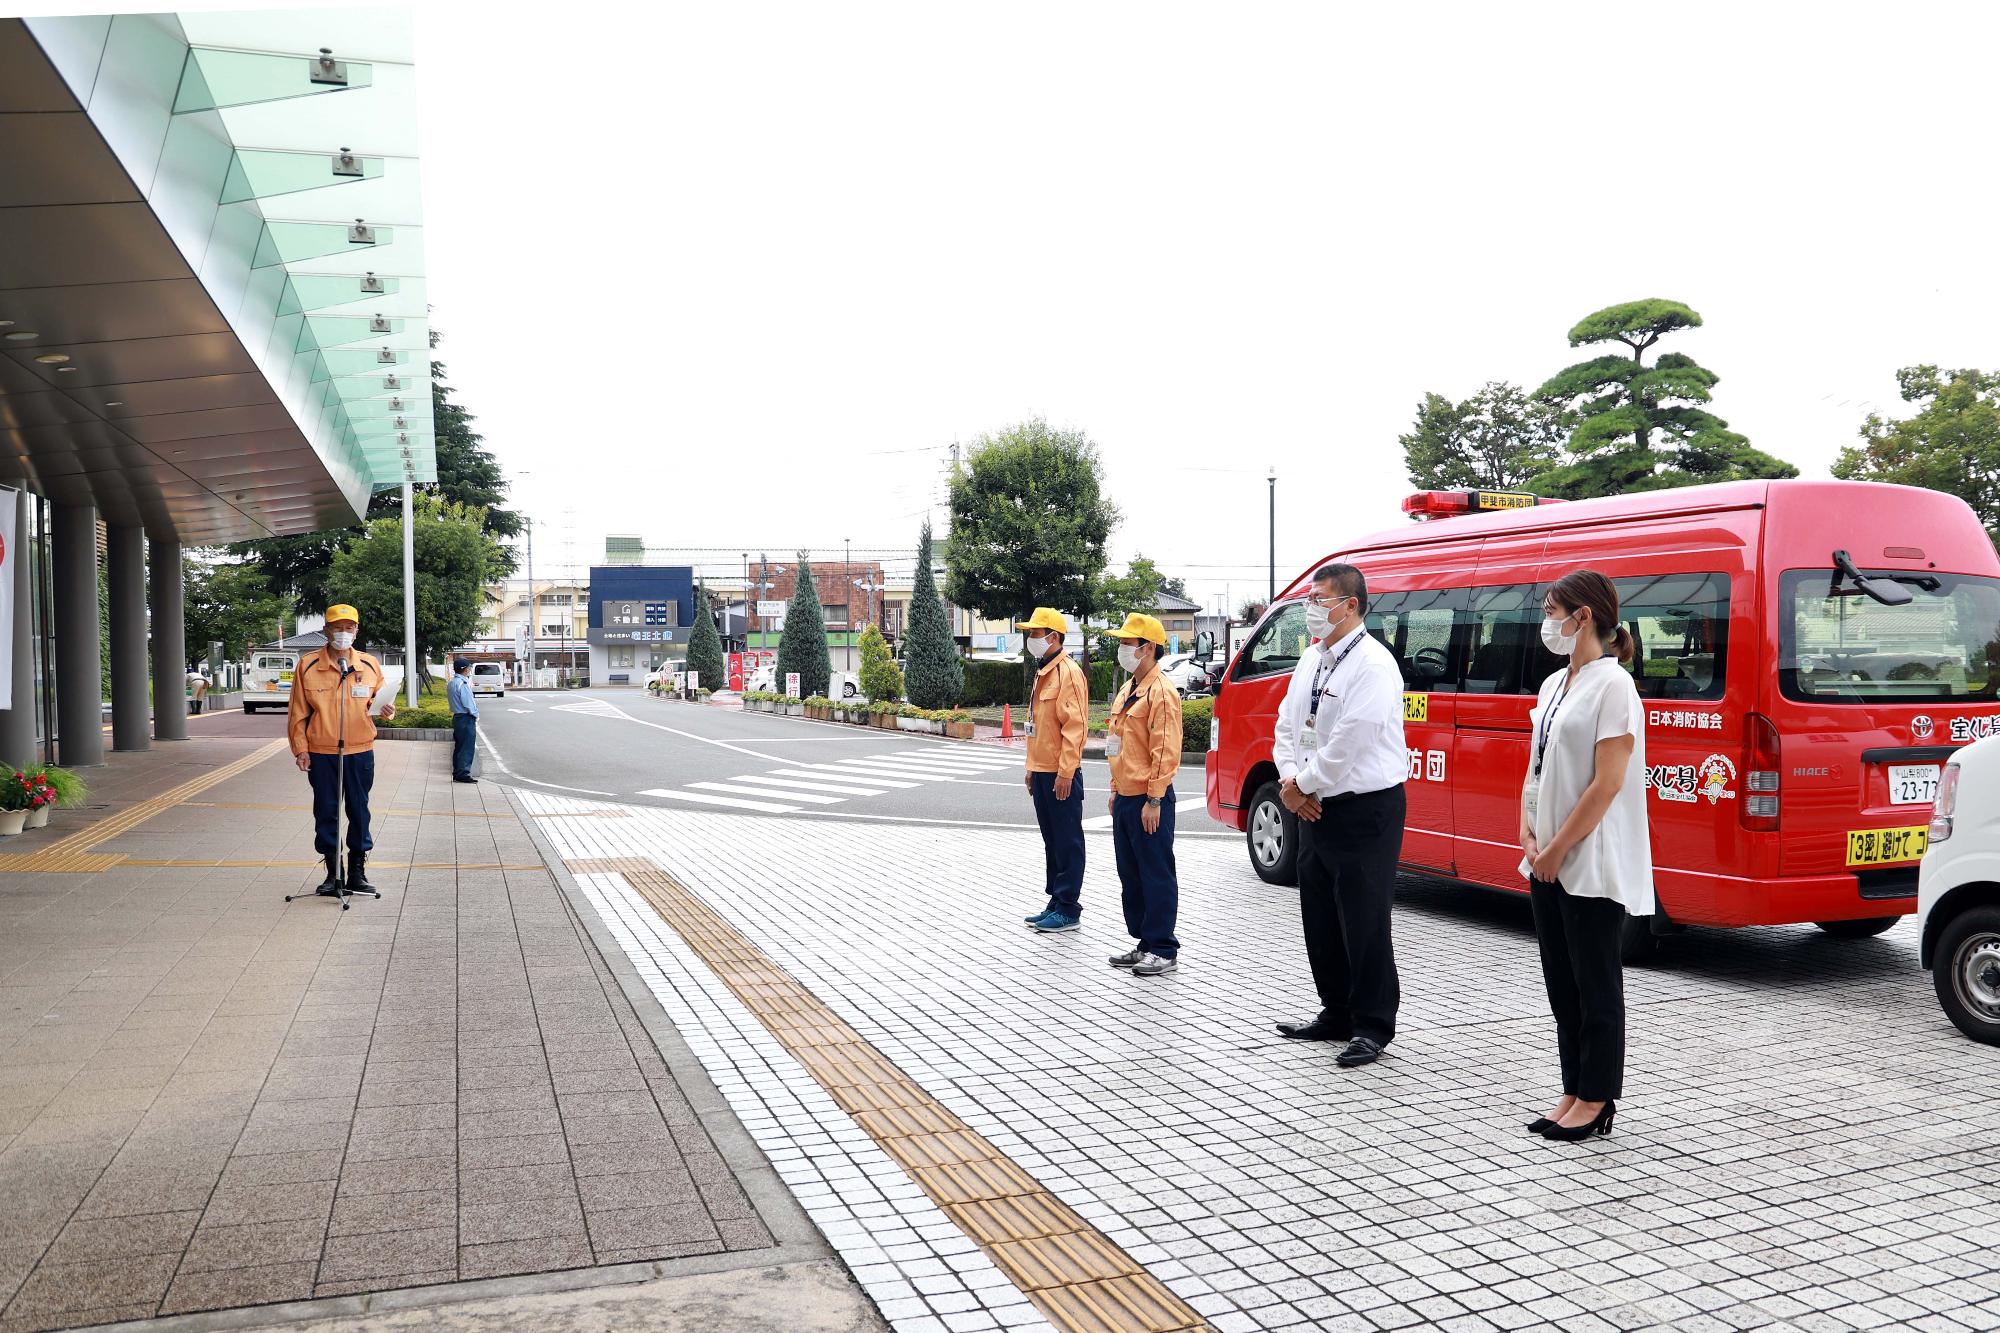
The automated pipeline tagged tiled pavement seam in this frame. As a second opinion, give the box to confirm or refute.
[0,742,845,1332]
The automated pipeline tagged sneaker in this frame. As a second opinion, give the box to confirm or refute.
[1032,913,1080,934]
[1024,908,1052,924]
[1108,948,1143,968]
[1131,952,1178,976]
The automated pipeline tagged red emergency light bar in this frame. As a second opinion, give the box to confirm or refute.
[1401,489,1566,519]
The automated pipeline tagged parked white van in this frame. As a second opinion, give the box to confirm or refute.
[1918,733,2000,1043]
[470,661,506,697]
[243,650,297,713]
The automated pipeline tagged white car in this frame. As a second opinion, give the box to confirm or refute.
[470,661,506,697]
[1918,734,2000,1043]
[1160,652,1212,695]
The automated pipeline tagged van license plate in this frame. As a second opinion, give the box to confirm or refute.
[1847,826,1928,867]
[1888,764,1940,806]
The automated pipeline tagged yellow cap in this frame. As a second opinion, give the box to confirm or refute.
[1109,612,1167,647]
[324,604,360,625]
[1019,607,1068,633]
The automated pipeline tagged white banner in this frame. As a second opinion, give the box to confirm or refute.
[0,488,14,711]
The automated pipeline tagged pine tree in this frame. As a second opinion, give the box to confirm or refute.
[774,555,831,699]
[684,580,727,693]
[904,520,963,709]
[858,622,903,702]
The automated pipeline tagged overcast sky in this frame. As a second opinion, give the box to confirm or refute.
[15,0,2000,612]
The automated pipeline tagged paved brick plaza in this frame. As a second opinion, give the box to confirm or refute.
[527,789,2000,1333]
[0,737,814,1331]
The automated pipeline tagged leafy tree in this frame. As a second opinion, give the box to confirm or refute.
[858,622,903,702]
[1159,572,1188,599]
[945,418,1119,623]
[1097,554,1166,619]
[684,580,728,693]
[775,556,830,699]
[327,493,504,693]
[1401,382,1564,492]
[1834,366,2000,543]
[1531,299,1797,497]
[184,557,291,662]
[905,520,963,709]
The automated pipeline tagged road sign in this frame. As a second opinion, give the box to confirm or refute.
[686,671,699,692]
[785,673,801,699]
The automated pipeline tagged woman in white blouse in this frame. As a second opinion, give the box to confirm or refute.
[1519,569,1651,1143]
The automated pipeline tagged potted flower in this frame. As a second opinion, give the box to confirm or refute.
[20,771,56,828]
[0,771,34,835]
[20,764,85,829]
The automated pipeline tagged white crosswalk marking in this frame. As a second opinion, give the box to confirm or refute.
[1082,814,1116,829]
[553,698,624,717]
[637,788,800,813]
[826,760,965,781]
[890,751,1018,771]
[725,774,888,796]
[773,766,921,789]
[848,753,989,773]
[688,782,844,805]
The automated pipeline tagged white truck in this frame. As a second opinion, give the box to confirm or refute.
[1918,733,2000,1043]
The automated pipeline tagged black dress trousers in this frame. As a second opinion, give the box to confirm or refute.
[1295,784,1405,1045]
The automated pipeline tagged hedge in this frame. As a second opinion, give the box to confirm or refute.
[960,659,1032,708]
[1180,697,1213,750]
[1086,658,1117,701]
[381,704,453,729]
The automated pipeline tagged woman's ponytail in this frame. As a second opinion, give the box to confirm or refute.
[1610,624,1636,664]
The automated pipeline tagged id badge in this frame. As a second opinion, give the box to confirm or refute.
[1523,778,1540,824]
[1104,733,1122,758]
[351,684,370,699]
[1300,723,1318,751]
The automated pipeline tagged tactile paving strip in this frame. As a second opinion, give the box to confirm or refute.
[570,855,1210,1333]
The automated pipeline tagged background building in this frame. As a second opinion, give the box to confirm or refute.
[587,564,694,685]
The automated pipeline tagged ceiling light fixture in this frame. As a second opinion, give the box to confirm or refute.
[55,366,77,373]
[4,331,37,342]
[0,320,13,328]
[103,401,122,408]
[34,353,70,364]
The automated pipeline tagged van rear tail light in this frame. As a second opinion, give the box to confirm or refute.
[1742,712,1781,831]
[1929,763,1960,843]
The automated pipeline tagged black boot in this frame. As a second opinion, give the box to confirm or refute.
[314,849,343,897]
[347,850,376,894]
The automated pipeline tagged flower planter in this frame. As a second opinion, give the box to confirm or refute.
[0,810,25,836]
[875,712,898,730]
[945,721,976,740]
[25,806,50,829]
[895,715,927,732]
[781,703,803,717]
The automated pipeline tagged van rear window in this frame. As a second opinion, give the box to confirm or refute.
[1781,570,2000,703]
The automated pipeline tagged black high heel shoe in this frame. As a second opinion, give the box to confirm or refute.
[1541,1100,1615,1142]
[1525,1117,1554,1134]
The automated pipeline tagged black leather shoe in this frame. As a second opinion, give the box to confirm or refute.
[1276,1015,1353,1042]
[1542,1100,1615,1141]
[347,851,376,893]
[453,775,477,784]
[1335,1037,1384,1068]
[312,850,343,897]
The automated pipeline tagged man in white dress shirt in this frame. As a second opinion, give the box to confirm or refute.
[1272,564,1409,1068]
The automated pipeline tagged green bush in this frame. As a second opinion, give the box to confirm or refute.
[904,520,962,708]
[960,658,1031,708]
[1180,697,1213,751]
[775,558,831,701]
[1086,658,1117,701]
[381,704,453,729]
[858,624,903,702]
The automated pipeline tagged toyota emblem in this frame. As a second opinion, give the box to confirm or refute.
[1912,714,1935,740]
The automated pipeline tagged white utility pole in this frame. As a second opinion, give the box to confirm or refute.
[402,479,418,707]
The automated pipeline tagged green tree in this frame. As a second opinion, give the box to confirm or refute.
[1096,553,1166,619]
[683,580,728,693]
[775,556,830,699]
[944,418,1119,623]
[1401,382,1564,492]
[1834,366,2000,543]
[184,557,292,662]
[905,520,963,709]
[327,493,504,693]
[1531,299,1797,498]
[858,622,903,702]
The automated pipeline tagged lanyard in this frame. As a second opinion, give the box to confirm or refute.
[1533,669,1576,779]
[1308,630,1365,722]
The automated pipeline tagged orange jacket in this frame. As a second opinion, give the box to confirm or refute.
[1107,667,1182,798]
[1025,654,1088,777]
[287,648,388,756]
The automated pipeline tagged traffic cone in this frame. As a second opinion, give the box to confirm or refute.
[1001,703,1013,739]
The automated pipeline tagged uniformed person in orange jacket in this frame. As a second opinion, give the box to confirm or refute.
[1019,608,1089,932]
[287,604,393,896]
[1103,614,1182,976]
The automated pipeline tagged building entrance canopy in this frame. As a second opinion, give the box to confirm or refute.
[0,9,432,544]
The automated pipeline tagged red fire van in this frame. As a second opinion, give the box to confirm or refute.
[1205,479,2000,960]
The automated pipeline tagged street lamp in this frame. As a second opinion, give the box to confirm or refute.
[1267,466,1276,606]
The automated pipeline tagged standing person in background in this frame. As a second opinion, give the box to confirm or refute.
[1020,608,1089,933]
[287,605,392,896]
[1103,613,1182,977]
[1521,569,1650,1143]
[1272,564,1409,1069]
[449,657,480,784]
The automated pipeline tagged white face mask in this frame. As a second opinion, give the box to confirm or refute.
[1539,613,1579,656]
[1306,604,1333,641]
[1117,644,1143,673]
[329,630,355,651]
[1026,634,1051,658]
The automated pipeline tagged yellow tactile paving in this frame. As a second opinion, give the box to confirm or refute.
[592,858,1210,1333]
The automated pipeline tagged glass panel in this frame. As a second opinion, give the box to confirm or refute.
[220,148,381,204]
[252,221,391,268]
[147,110,234,272]
[22,16,114,105]
[89,15,188,194]
[174,47,374,113]
[1459,584,1539,695]
[277,274,405,316]
[1365,588,1462,692]
[1234,602,1309,682]
[1781,571,2000,704]
[1614,572,1729,701]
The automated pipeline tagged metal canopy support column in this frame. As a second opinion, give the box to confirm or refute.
[0,489,34,767]
[151,540,187,742]
[53,504,103,767]
[108,525,150,752]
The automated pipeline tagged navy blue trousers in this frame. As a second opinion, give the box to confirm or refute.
[1028,770,1085,917]
[452,714,478,778]
[308,750,375,855]
[1111,790,1178,958]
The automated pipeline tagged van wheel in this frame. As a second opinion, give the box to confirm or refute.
[1620,915,1659,965]
[1246,781,1298,886]
[1932,907,2000,1044]
[242,704,256,714]
[1815,917,1899,938]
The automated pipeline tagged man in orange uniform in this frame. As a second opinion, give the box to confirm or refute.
[287,604,394,898]
[1019,608,1089,933]
[1104,613,1183,976]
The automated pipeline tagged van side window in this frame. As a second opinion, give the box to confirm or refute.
[1367,588,1465,691]
[1234,602,1309,681]
[1615,572,1729,700]
[1459,584,1540,695]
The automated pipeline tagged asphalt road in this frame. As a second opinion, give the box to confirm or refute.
[473,690,1233,839]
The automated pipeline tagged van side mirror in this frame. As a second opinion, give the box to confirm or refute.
[1196,631,1215,657]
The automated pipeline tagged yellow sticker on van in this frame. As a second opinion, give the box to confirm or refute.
[1403,693,1429,722]
[1846,826,1927,867]
[279,670,294,684]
